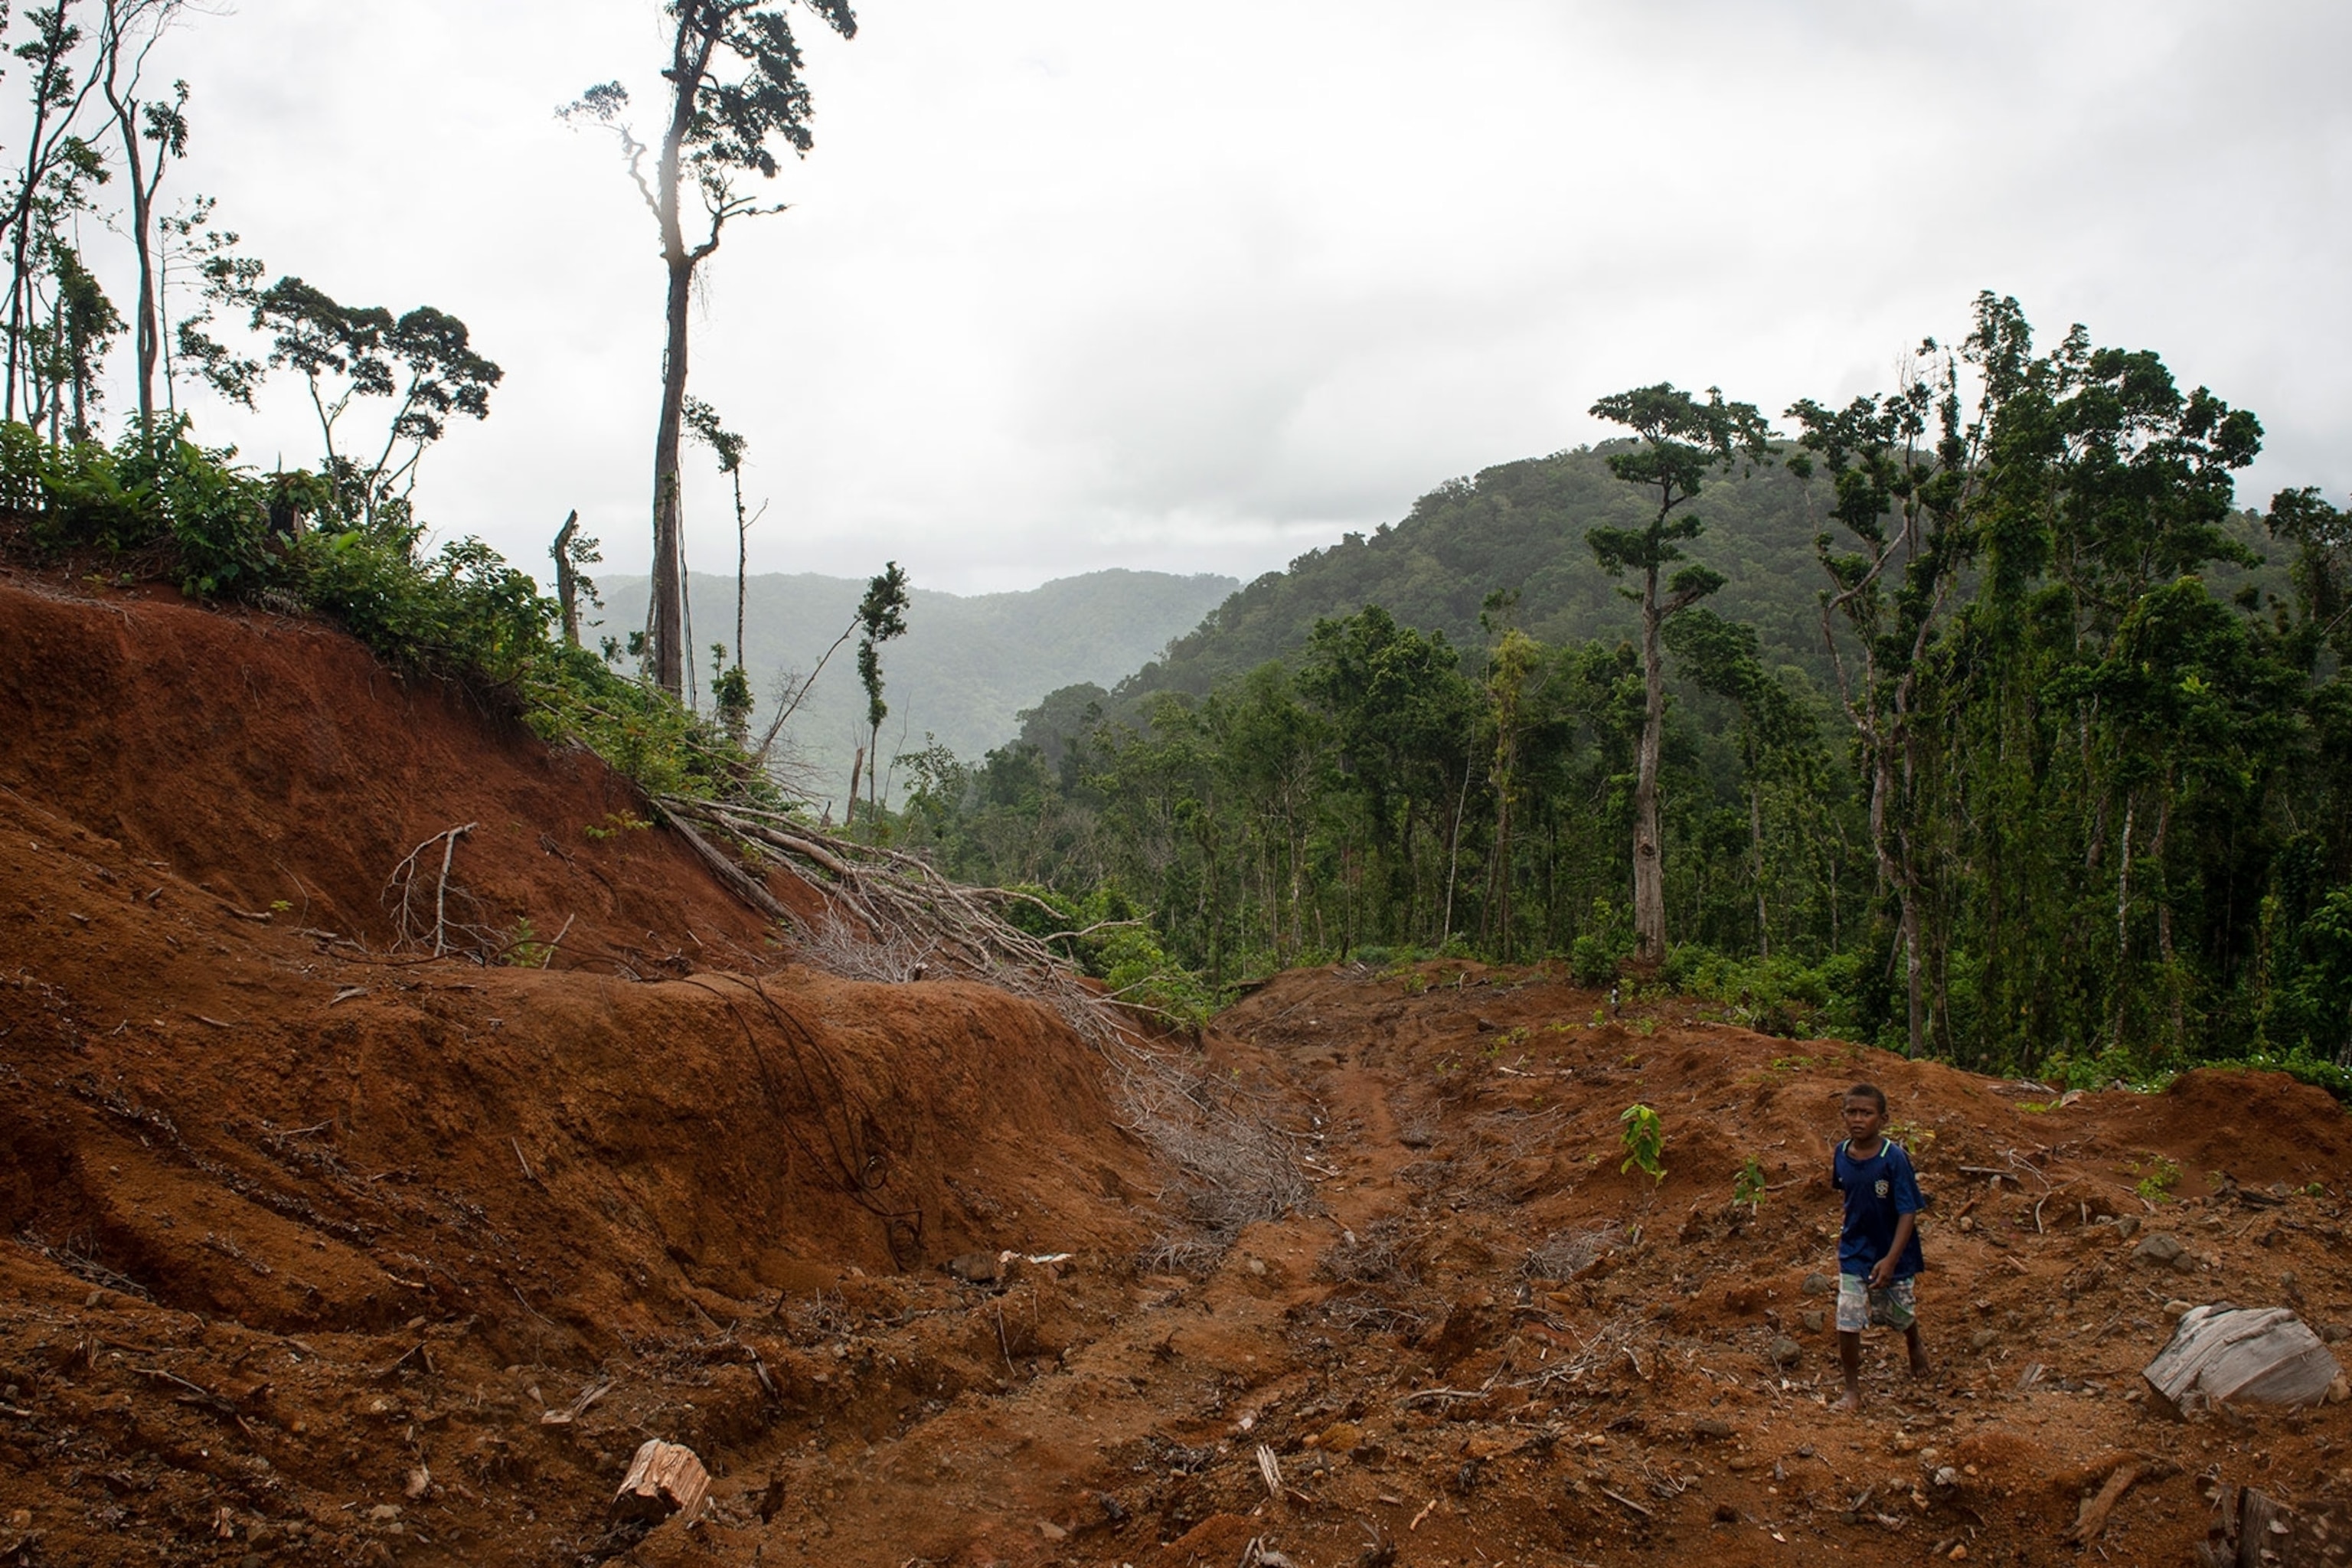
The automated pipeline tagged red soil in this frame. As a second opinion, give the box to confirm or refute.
[3,569,2351,1568]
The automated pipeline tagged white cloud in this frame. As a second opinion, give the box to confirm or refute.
[47,0,2352,593]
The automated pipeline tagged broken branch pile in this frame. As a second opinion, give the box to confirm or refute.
[654,794,1131,1049]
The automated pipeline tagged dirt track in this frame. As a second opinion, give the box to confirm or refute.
[5,571,2352,1567]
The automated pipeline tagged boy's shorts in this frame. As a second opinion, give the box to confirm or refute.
[1837,1272,1917,1333]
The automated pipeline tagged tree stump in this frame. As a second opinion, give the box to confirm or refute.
[611,1440,710,1527]
[2144,1305,2341,1417]
[2197,1483,2352,1567]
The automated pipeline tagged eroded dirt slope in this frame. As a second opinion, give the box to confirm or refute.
[6,572,2352,1568]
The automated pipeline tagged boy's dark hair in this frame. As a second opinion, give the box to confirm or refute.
[1844,1083,1887,1112]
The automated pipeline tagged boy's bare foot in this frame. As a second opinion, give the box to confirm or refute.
[1909,1353,1932,1377]
[1831,1390,1861,1413]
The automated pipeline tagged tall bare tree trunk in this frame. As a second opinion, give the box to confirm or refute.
[1901,893,1924,1059]
[128,162,159,433]
[1632,562,1668,962]
[2113,796,2135,1048]
[552,510,583,646]
[642,15,717,701]
[1749,776,1769,959]
[101,12,168,439]
[651,246,691,696]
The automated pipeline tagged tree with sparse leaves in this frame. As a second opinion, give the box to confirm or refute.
[563,0,857,699]
[250,276,501,528]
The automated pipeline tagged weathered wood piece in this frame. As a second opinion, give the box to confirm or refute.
[2197,1483,2352,1567]
[2144,1305,2341,1417]
[2065,1458,2177,1545]
[611,1439,709,1527]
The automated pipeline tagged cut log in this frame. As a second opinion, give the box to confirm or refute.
[611,1439,709,1527]
[2144,1305,2341,1418]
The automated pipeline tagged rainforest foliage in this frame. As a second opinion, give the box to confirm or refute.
[0,11,2341,1086]
[896,296,2352,1085]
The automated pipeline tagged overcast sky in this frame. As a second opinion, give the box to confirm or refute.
[106,1,2352,593]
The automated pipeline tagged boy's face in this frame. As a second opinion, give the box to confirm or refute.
[1842,1095,1885,1143]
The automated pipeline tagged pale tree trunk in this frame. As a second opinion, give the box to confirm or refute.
[103,38,165,436]
[734,479,748,673]
[113,119,160,434]
[651,243,691,697]
[2113,795,2135,1047]
[2153,772,2182,1047]
[1632,560,1668,962]
[645,15,717,699]
[1867,740,1924,1057]
[1900,890,1924,1060]
[1749,772,1769,959]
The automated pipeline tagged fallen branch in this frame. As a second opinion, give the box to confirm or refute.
[1396,1387,1487,1408]
[2066,1458,2174,1545]
[384,824,480,957]
[654,794,1145,1053]
[1599,1486,1654,1519]
[539,913,577,969]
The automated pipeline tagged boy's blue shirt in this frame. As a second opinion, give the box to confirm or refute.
[1834,1137,1925,1279]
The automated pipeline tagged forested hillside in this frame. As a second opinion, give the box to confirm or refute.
[900,299,2352,1089]
[598,567,1235,801]
[1104,438,2285,710]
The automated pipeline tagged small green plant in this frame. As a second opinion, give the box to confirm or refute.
[1619,1103,1666,1184]
[501,916,550,968]
[2135,1155,2180,1203]
[268,898,292,914]
[1733,1155,1766,1210]
[1886,1119,1938,1158]
[583,810,652,841]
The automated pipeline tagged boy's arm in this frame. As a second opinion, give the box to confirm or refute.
[1871,1146,1923,1287]
[1870,1212,1916,1289]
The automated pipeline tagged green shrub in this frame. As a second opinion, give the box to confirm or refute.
[0,419,292,596]
[1570,933,1620,988]
[1619,1102,1666,1183]
[0,417,782,810]
[2202,1047,2352,1105]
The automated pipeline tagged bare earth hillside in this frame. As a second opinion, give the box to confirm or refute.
[3,567,2350,1567]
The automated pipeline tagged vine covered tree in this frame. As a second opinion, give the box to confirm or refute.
[1786,338,1980,1056]
[563,0,858,698]
[1586,384,1772,963]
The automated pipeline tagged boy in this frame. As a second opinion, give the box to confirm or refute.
[1830,1082,1929,1411]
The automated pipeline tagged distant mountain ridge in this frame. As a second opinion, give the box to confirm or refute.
[1107,446,1828,707]
[1083,444,2284,722]
[597,567,1236,801]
